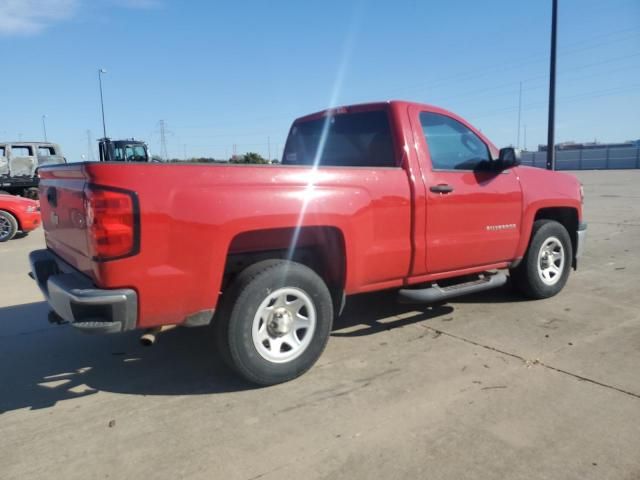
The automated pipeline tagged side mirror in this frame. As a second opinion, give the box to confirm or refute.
[497,147,521,169]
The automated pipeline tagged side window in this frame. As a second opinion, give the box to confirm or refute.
[420,112,490,170]
[11,146,34,157]
[0,146,5,157]
[38,146,55,156]
[113,147,126,161]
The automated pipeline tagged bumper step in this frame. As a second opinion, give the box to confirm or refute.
[72,320,123,334]
[398,272,508,304]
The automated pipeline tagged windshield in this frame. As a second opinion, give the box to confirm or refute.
[114,145,147,162]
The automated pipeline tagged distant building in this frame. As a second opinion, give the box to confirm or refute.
[523,139,639,170]
[538,140,639,152]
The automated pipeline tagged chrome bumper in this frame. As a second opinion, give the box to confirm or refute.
[29,249,138,334]
[575,222,587,259]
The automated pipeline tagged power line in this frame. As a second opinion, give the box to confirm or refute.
[469,83,640,121]
[368,32,640,100]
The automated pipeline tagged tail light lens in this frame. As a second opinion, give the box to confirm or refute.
[84,185,139,261]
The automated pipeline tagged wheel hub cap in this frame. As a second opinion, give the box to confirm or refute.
[251,287,317,364]
[269,308,294,336]
[537,236,565,286]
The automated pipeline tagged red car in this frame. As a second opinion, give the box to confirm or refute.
[0,194,41,242]
[30,101,586,385]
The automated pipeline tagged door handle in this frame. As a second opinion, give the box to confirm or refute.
[430,184,454,194]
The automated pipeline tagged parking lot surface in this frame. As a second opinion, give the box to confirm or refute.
[1,170,639,480]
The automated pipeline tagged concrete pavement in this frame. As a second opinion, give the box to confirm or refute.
[1,170,639,479]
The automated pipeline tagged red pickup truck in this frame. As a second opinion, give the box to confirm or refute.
[30,101,586,385]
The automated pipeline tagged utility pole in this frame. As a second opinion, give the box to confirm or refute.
[516,82,522,149]
[546,0,558,170]
[523,125,527,151]
[98,68,108,139]
[183,143,187,161]
[159,120,168,161]
[41,115,48,142]
[267,136,271,161]
[86,130,95,161]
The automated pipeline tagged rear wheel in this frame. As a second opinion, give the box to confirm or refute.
[0,210,18,242]
[510,220,572,299]
[215,260,333,386]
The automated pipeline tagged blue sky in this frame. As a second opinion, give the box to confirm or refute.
[1,0,639,161]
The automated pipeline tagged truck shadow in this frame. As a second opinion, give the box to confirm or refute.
[0,301,247,414]
[0,286,520,413]
[332,290,454,337]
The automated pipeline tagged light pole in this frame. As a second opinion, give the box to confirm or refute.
[98,68,108,139]
[41,115,48,142]
[546,0,558,170]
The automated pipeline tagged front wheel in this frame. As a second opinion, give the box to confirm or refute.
[0,210,18,242]
[510,220,573,299]
[215,260,333,386]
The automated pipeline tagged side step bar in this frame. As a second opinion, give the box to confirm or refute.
[398,272,508,304]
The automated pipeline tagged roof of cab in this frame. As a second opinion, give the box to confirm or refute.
[293,100,458,123]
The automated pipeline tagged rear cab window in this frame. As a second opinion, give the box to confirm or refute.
[420,112,490,170]
[282,110,397,167]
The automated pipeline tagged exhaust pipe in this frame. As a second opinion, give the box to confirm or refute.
[140,325,176,346]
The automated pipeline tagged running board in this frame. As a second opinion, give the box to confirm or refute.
[398,272,508,304]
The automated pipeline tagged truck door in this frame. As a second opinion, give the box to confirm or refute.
[37,145,66,167]
[8,145,37,179]
[411,108,523,274]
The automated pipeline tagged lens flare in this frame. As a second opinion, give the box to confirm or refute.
[284,2,363,273]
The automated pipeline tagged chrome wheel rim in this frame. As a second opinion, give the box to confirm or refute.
[537,236,565,286]
[0,216,11,241]
[252,287,316,364]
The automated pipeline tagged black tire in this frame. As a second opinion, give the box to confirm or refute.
[215,259,333,386]
[510,220,573,299]
[0,210,18,242]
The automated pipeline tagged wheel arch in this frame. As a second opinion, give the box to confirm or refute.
[534,207,578,263]
[222,226,347,313]
[516,206,578,269]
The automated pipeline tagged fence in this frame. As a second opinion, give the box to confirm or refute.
[520,147,640,170]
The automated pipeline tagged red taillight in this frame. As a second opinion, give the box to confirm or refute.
[84,185,139,261]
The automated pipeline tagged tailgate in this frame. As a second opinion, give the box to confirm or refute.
[38,165,92,275]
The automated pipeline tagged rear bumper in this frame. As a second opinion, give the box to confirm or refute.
[29,249,137,334]
[0,177,38,188]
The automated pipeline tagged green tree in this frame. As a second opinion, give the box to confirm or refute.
[231,152,268,164]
